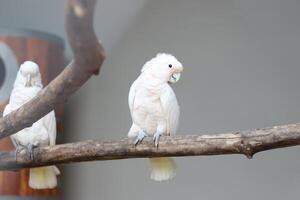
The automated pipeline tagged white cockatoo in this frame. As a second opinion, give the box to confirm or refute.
[3,61,60,189]
[128,53,183,181]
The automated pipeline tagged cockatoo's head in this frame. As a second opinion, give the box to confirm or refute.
[141,53,183,84]
[14,61,43,88]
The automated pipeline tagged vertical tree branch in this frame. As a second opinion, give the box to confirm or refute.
[0,0,105,139]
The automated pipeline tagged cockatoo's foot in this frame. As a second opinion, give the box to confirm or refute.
[134,130,148,145]
[153,131,163,147]
[14,143,27,161]
[27,143,38,161]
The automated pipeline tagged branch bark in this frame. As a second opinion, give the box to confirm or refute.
[1,123,300,170]
[0,0,105,139]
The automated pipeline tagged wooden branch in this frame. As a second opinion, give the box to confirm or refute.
[0,0,105,139]
[1,123,300,170]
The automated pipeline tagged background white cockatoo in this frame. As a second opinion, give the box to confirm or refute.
[3,61,60,189]
[128,53,183,181]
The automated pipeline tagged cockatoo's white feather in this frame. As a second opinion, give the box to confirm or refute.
[128,79,138,118]
[3,61,59,189]
[160,84,180,135]
[42,111,57,146]
[128,53,183,181]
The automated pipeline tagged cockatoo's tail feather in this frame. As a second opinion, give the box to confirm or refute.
[150,157,177,181]
[29,166,60,189]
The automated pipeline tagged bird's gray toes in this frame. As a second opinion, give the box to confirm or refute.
[14,143,26,162]
[27,144,38,161]
[134,130,148,145]
[153,131,162,147]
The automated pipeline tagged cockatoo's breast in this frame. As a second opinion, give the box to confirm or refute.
[9,86,41,110]
[131,78,168,135]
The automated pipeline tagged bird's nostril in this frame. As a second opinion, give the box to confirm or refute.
[0,57,6,89]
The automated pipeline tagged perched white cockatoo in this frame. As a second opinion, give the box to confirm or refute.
[128,53,183,181]
[3,61,60,189]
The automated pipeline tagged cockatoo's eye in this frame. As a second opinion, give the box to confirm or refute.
[168,64,172,68]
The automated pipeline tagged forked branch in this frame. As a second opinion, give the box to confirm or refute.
[0,0,299,171]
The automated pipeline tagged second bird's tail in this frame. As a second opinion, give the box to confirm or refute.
[149,157,177,181]
[29,165,60,189]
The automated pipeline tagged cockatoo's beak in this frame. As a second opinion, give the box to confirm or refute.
[169,72,181,84]
[25,74,31,87]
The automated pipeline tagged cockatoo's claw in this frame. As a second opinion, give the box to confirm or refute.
[27,144,38,161]
[134,130,148,145]
[14,151,18,162]
[14,147,20,162]
[153,131,162,147]
[10,145,25,172]
[14,143,26,161]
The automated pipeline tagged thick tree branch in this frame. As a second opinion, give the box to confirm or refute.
[0,123,300,170]
[0,0,105,139]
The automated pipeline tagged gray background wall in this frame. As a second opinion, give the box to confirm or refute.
[1,0,300,199]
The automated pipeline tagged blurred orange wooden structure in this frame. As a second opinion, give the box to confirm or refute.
[0,28,64,197]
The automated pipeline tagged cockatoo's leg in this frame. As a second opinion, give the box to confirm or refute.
[14,142,27,161]
[153,123,166,147]
[27,143,39,161]
[153,131,163,147]
[134,130,148,145]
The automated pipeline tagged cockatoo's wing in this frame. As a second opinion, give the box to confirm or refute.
[43,111,57,146]
[128,80,138,114]
[160,85,180,135]
[3,103,18,147]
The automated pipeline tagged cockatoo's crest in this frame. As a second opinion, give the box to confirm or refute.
[14,61,43,88]
[141,53,183,83]
[141,53,180,72]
